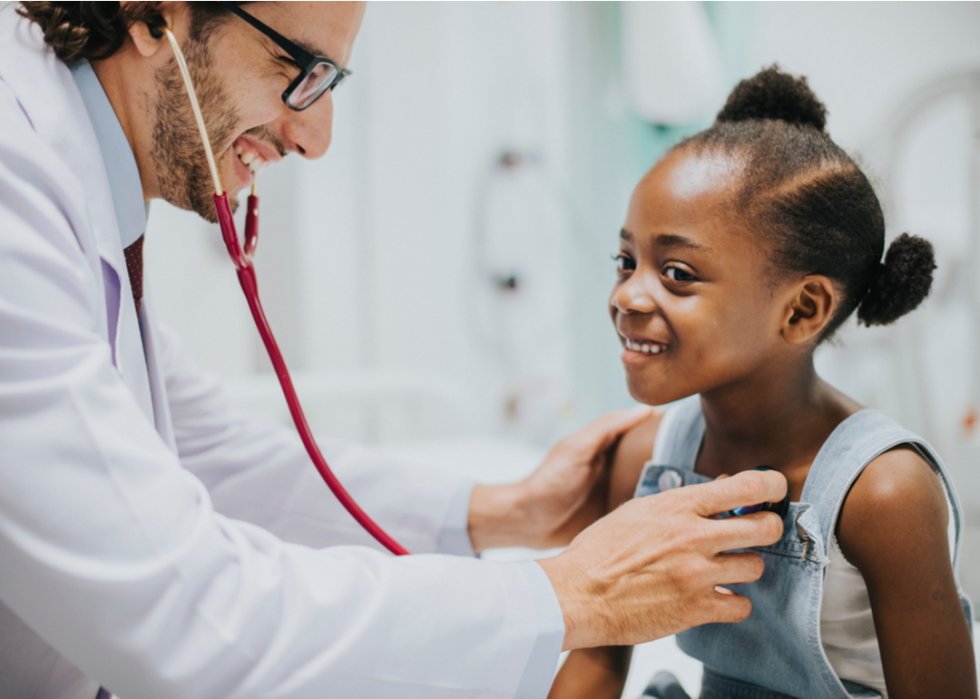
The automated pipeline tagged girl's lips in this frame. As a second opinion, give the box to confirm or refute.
[621,336,668,356]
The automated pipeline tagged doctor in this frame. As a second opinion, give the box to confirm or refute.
[0,2,786,698]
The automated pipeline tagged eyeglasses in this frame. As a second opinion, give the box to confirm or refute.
[219,1,351,111]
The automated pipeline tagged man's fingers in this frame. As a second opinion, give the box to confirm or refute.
[688,468,787,518]
[711,551,766,586]
[702,589,753,625]
[708,511,785,552]
[570,405,656,453]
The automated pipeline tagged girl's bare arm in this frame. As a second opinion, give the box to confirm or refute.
[608,410,663,510]
[548,647,634,699]
[837,446,977,699]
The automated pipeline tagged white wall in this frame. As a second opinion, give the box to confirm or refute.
[146,1,980,446]
[146,2,577,445]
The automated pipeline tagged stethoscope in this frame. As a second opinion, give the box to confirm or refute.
[159,27,410,556]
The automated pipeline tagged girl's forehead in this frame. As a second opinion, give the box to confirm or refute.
[646,149,743,201]
[629,149,744,229]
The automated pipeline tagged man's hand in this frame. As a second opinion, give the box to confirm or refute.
[537,468,787,650]
[468,406,655,552]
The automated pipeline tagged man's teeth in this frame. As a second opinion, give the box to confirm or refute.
[625,339,666,355]
[235,145,267,174]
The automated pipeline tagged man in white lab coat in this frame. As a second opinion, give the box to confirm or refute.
[0,3,786,698]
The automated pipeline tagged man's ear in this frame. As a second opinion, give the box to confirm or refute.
[781,275,836,345]
[124,2,177,58]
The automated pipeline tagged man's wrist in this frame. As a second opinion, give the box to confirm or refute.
[468,482,537,552]
[536,555,591,651]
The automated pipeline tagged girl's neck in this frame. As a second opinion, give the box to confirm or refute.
[695,357,861,499]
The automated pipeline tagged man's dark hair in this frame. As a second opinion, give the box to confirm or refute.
[17,1,245,63]
[672,65,935,339]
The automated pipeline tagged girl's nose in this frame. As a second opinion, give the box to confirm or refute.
[612,273,657,315]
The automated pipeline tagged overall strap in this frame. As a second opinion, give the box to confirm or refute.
[635,397,710,498]
[798,409,966,574]
[651,396,705,469]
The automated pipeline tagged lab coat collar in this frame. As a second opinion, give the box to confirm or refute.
[68,60,146,250]
[0,8,158,433]
[0,8,129,319]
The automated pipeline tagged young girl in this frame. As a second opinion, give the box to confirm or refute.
[549,67,976,699]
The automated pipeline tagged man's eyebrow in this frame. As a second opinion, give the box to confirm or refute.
[291,37,335,64]
[655,233,710,252]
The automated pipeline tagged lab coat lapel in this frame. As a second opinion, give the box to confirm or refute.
[139,294,178,453]
[0,9,156,426]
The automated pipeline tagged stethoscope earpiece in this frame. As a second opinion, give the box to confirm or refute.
[148,20,165,40]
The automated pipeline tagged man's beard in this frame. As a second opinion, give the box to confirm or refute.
[150,35,240,223]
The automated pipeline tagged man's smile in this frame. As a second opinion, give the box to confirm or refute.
[229,133,283,188]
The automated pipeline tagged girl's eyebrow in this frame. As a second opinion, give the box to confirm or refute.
[655,233,710,252]
[619,228,710,253]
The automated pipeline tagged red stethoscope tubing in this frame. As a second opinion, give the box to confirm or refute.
[212,191,411,556]
[157,22,408,556]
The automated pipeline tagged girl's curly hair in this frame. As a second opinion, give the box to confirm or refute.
[674,66,934,338]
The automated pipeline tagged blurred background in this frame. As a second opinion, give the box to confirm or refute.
[144,2,980,690]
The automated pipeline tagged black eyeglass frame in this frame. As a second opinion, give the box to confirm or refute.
[218,1,351,111]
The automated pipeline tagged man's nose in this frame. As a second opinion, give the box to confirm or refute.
[279,89,334,160]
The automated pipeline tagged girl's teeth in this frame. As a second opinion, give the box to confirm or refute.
[626,339,665,354]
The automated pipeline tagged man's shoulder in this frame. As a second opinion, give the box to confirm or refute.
[0,6,88,154]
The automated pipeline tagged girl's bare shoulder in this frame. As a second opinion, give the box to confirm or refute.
[608,408,664,510]
[836,450,975,695]
[836,445,948,563]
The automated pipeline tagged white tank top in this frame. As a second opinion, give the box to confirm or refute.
[820,482,957,698]
[820,536,888,696]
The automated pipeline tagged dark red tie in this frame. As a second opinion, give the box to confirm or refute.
[123,235,144,317]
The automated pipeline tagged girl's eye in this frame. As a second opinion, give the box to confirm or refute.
[613,253,635,273]
[664,265,696,282]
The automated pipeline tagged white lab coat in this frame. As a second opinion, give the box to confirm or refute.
[0,9,555,698]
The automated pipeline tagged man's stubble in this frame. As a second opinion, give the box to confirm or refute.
[149,36,240,223]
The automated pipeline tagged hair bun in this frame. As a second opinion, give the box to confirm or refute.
[857,233,935,327]
[716,65,828,132]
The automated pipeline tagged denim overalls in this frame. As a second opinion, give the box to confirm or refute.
[633,397,973,699]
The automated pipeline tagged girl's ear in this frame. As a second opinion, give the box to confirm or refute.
[782,275,836,345]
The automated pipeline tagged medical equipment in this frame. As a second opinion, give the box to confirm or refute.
[160,26,409,556]
[657,466,790,519]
